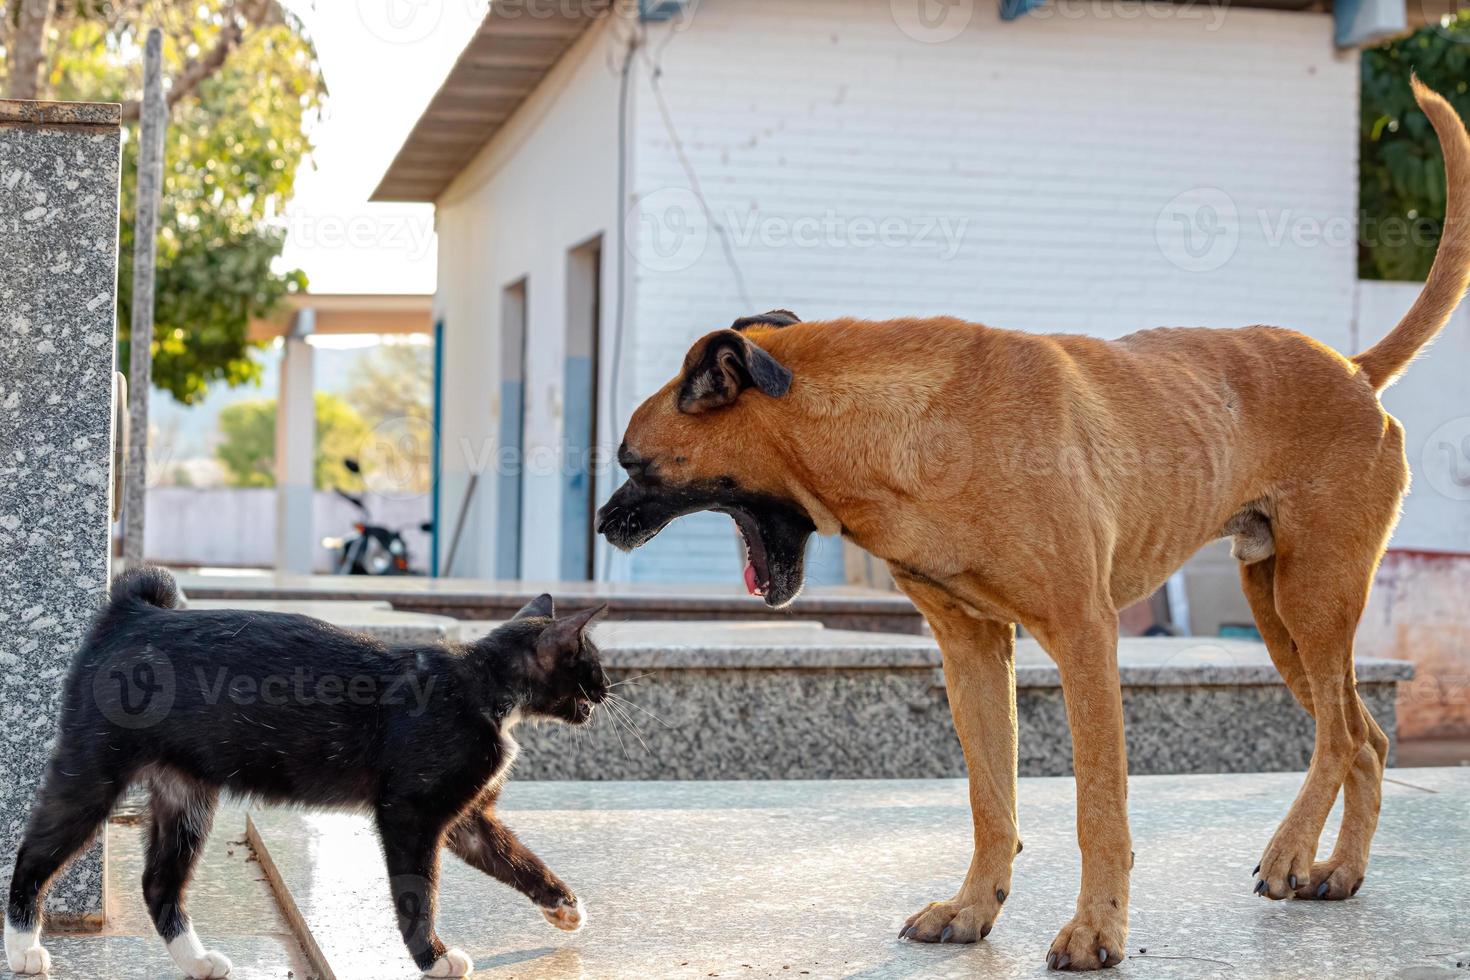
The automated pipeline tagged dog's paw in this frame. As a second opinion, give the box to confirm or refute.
[897,888,1008,944]
[540,898,584,932]
[1045,913,1126,971]
[1295,859,1366,901]
[6,943,51,975]
[1253,834,1317,901]
[423,947,473,978]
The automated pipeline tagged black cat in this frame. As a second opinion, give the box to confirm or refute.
[4,566,609,978]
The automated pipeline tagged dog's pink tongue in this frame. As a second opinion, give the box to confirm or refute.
[743,562,762,596]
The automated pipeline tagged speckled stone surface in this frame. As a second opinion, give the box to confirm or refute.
[27,806,311,977]
[247,769,1470,979]
[172,571,927,634]
[0,101,120,920]
[487,630,1410,780]
[186,598,455,644]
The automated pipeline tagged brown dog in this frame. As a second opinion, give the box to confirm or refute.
[597,79,1470,971]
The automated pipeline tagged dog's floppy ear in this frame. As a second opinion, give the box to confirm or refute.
[677,329,792,414]
[731,309,800,331]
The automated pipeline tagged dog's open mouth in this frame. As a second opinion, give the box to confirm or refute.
[729,508,772,597]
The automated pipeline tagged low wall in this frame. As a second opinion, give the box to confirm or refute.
[507,630,1410,780]
[144,487,431,573]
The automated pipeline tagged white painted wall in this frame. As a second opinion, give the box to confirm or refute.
[1356,281,1470,553]
[431,1,1414,584]
[144,488,431,572]
[433,17,623,579]
[622,0,1361,581]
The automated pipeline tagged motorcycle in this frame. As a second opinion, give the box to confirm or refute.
[321,459,432,575]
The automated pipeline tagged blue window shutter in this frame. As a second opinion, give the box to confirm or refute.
[1001,0,1046,20]
[1335,0,1406,47]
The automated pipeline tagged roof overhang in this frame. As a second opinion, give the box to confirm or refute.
[371,1,612,203]
[247,293,433,341]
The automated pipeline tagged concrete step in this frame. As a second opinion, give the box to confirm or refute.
[184,598,458,644]
[246,770,1470,979]
[499,632,1413,779]
[32,806,314,979]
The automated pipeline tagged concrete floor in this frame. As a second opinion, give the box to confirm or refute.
[243,770,1470,980]
[34,805,311,979]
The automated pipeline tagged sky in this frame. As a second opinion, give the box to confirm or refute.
[274,0,491,295]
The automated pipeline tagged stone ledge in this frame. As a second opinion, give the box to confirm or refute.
[568,622,1415,687]
[0,99,121,127]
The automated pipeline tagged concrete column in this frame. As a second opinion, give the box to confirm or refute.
[0,99,122,924]
[274,314,315,574]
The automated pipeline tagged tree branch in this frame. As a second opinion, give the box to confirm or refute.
[118,0,273,122]
[5,0,53,101]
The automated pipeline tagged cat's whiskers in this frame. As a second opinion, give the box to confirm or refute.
[607,693,671,730]
[607,672,653,689]
[602,696,650,756]
[585,685,631,760]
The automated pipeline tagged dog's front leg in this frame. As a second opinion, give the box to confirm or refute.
[1035,617,1131,971]
[894,578,1019,945]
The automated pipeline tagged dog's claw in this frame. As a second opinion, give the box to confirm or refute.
[1057,953,1071,969]
[980,922,993,940]
[1288,875,1298,890]
[1254,879,1267,895]
[940,926,954,943]
[1252,863,1260,875]
[1316,881,1330,898]
[996,888,1007,904]
[898,924,912,940]
[1099,947,1109,964]
[1351,878,1363,896]
[1046,953,1058,970]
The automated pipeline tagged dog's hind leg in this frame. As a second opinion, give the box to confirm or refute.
[6,751,129,975]
[144,773,229,978]
[891,573,1019,947]
[1247,465,1401,902]
[1240,558,1388,900]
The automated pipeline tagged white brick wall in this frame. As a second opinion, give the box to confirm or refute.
[623,0,1361,582]
[435,19,624,580]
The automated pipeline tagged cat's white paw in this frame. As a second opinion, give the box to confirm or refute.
[5,922,50,975]
[179,950,232,979]
[423,947,473,977]
[6,944,51,975]
[540,897,584,932]
[167,929,231,978]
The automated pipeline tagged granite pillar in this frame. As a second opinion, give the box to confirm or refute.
[0,99,122,924]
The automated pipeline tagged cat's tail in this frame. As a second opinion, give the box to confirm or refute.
[108,564,181,612]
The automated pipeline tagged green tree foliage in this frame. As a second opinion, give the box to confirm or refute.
[342,341,434,494]
[1361,13,1470,280]
[3,2,325,403]
[215,392,369,491]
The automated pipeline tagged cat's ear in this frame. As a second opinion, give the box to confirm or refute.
[512,593,555,621]
[536,603,608,655]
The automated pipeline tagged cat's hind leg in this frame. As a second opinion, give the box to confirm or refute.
[446,807,582,930]
[6,750,130,975]
[144,772,229,979]
[376,809,471,977]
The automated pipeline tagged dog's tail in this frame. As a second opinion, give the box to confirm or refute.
[108,564,181,612]
[1354,77,1470,392]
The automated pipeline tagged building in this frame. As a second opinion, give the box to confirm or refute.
[374,0,1468,726]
